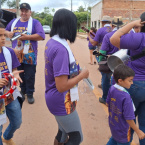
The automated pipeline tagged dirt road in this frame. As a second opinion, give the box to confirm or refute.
[3,34,139,145]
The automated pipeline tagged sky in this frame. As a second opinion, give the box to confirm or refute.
[3,0,97,13]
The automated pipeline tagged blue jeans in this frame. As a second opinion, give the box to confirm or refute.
[107,137,130,145]
[127,81,145,145]
[0,98,22,143]
[18,63,36,95]
[101,72,112,101]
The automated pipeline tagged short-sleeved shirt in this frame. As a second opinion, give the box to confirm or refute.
[101,31,119,55]
[106,86,135,143]
[87,32,96,47]
[0,47,20,105]
[45,39,79,116]
[6,18,45,65]
[94,25,112,44]
[120,32,145,80]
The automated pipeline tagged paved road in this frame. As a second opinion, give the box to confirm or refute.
[3,34,139,145]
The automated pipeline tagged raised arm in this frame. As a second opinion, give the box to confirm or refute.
[110,19,143,48]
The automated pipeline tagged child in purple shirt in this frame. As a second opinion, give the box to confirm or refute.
[106,64,145,145]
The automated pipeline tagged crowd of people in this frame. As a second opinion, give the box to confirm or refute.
[0,2,145,145]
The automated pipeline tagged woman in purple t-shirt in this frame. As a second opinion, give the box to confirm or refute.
[87,27,97,64]
[110,14,145,145]
[45,9,89,145]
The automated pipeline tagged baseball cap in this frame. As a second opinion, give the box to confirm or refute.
[20,3,31,10]
[0,9,6,23]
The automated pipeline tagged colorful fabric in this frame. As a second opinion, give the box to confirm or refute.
[106,85,135,143]
[45,39,80,116]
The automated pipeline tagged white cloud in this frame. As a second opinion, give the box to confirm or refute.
[2,0,96,13]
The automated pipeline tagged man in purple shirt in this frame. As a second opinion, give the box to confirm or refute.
[98,16,124,104]
[106,64,145,145]
[5,3,45,104]
[87,15,111,89]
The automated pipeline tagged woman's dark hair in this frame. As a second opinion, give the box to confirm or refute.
[0,22,5,28]
[140,12,145,32]
[50,9,77,43]
[90,27,97,33]
[113,64,135,83]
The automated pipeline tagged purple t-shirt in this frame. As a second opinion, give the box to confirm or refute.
[94,26,112,44]
[106,86,135,143]
[120,32,145,80]
[87,32,96,47]
[45,39,79,116]
[101,31,119,55]
[0,47,20,73]
[6,18,45,65]
[0,47,20,105]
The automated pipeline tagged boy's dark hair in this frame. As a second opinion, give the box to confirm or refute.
[0,22,5,28]
[113,64,135,83]
[91,27,97,33]
[50,9,77,43]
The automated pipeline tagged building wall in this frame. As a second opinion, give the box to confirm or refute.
[103,0,145,23]
[91,1,102,29]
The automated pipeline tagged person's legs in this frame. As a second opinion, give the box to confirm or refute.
[3,98,22,140]
[137,101,145,145]
[106,137,117,145]
[0,125,3,145]
[24,64,36,104]
[89,49,93,65]
[55,110,83,145]
[127,81,145,145]
[99,72,112,104]
[17,63,26,94]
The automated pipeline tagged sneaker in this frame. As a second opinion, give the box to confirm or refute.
[2,136,16,145]
[27,94,35,104]
[99,97,106,105]
[98,84,102,89]
[20,91,25,101]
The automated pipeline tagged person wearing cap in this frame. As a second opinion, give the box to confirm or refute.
[98,16,125,104]
[110,12,145,145]
[5,3,45,104]
[88,15,112,89]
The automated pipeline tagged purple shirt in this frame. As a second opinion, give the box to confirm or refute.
[120,32,145,80]
[45,39,78,116]
[87,32,96,47]
[106,86,135,143]
[0,47,20,73]
[101,31,119,55]
[6,18,45,65]
[94,26,112,44]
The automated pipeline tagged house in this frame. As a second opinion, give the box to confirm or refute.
[91,0,145,29]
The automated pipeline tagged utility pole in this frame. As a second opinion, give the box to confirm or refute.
[16,0,19,17]
[0,0,1,9]
[71,0,72,11]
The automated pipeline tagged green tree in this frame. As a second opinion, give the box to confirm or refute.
[74,11,90,32]
[1,0,7,5]
[7,0,21,9]
[77,6,85,12]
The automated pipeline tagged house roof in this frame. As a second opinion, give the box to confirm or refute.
[90,0,102,7]
[3,9,16,13]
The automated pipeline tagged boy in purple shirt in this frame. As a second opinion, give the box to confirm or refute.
[106,64,145,145]
[0,22,24,145]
